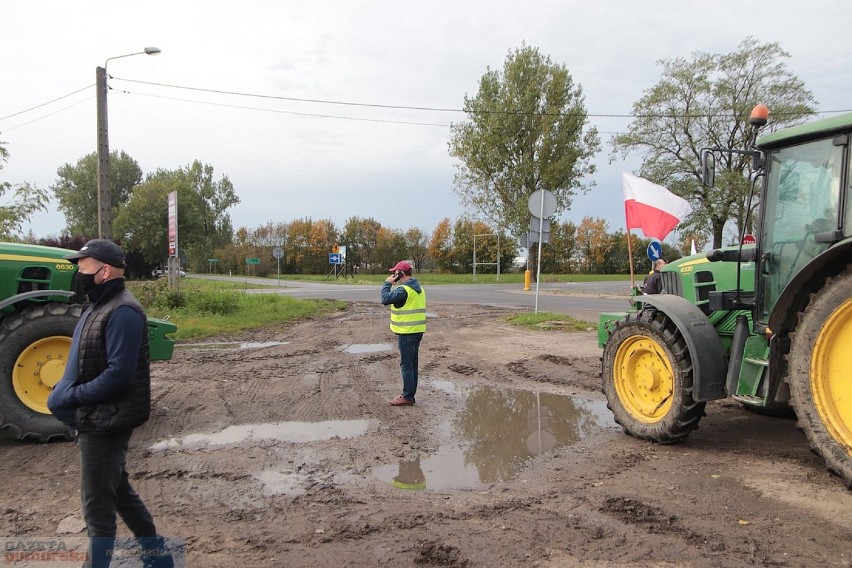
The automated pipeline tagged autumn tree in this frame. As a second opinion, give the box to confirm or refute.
[612,37,817,248]
[449,44,600,273]
[52,151,142,237]
[428,218,454,273]
[575,217,613,273]
[0,137,48,240]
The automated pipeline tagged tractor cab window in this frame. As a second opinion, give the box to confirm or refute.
[758,137,842,323]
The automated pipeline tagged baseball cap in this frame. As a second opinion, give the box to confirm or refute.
[389,261,412,273]
[64,239,127,268]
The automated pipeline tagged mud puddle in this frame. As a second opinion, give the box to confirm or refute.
[340,343,394,354]
[375,384,618,490]
[178,341,289,350]
[150,419,371,450]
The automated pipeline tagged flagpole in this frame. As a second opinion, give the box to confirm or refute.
[626,228,636,290]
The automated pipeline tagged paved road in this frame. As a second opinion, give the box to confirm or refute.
[190,274,632,321]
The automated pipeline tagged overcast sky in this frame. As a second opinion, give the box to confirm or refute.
[2,0,849,244]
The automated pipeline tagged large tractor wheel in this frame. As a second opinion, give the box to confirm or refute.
[0,302,82,441]
[602,311,705,443]
[787,268,852,486]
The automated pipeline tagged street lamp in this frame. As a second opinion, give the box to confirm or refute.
[96,47,161,239]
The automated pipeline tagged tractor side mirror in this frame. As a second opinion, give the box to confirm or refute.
[701,150,715,187]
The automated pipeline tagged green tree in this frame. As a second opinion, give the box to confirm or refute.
[448,44,600,267]
[539,221,577,274]
[115,161,239,270]
[0,138,49,241]
[52,151,142,237]
[340,217,383,273]
[612,37,817,248]
[374,227,407,271]
[404,227,429,271]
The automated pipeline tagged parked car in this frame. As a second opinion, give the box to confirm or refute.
[152,268,186,278]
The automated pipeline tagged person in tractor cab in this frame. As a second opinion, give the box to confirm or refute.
[46,239,173,568]
[643,258,667,295]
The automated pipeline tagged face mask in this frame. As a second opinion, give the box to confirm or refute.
[75,265,104,296]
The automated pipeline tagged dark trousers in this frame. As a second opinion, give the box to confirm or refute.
[78,430,160,567]
[397,332,423,400]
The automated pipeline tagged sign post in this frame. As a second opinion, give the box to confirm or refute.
[527,190,557,313]
[272,246,283,285]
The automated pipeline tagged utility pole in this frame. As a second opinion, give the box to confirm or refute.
[96,65,111,239]
[95,47,161,240]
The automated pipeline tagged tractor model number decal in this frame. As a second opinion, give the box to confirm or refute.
[680,265,694,274]
[56,263,76,271]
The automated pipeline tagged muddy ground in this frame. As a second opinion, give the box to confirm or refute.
[2,301,851,567]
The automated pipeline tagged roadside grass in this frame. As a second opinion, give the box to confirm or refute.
[127,279,345,341]
[256,272,632,285]
[506,311,596,332]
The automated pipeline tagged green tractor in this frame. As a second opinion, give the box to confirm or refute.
[0,242,176,441]
[599,105,852,486]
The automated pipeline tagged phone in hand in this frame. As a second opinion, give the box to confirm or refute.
[392,271,403,282]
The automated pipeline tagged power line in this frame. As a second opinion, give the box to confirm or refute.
[113,76,852,119]
[0,84,94,122]
[1,96,95,132]
[115,77,464,114]
[116,89,452,127]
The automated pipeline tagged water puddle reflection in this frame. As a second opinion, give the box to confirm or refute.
[375,385,618,491]
[152,419,371,451]
[179,341,289,351]
[341,343,394,354]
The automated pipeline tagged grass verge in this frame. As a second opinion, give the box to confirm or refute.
[506,312,596,332]
[128,279,345,341]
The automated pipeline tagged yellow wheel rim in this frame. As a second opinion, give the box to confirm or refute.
[613,335,675,423]
[12,336,72,414]
[811,297,852,451]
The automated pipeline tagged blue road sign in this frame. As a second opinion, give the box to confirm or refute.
[329,253,343,265]
[647,240,662,261]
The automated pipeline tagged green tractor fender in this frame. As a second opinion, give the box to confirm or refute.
[638,294,728,401]
[0,290,75,311]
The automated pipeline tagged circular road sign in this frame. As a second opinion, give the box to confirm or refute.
[647,240,662,261]
[272,246,284,259]
[528,190,557,218]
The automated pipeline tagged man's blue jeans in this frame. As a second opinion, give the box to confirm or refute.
[397,332,423,400]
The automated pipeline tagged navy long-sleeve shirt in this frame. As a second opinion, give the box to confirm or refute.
[47,281,144,426]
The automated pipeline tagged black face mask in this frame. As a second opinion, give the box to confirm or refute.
[75,267,103,296]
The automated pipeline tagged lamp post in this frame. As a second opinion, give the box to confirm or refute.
[96,47,161,239]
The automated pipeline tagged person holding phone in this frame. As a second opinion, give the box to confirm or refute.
[381,261,426,406]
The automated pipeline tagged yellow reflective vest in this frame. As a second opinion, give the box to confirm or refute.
[390,284,426,334]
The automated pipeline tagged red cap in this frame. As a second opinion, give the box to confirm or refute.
[389,261,412,272]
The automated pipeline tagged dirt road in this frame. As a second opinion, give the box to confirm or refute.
[2,302,851,567]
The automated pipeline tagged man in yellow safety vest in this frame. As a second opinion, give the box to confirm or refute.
[381,261,426,406]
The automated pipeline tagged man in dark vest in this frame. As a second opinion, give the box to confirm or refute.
[380,261,426,406]
[643,258,667,295]
[47,239,172,568]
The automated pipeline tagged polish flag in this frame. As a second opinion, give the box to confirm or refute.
[622,173,692,241]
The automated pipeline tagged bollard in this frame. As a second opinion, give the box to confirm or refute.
[524,269,531,291]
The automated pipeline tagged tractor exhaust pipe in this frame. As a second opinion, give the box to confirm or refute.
[726,315,749,396]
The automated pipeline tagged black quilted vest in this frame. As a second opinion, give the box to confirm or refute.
[74,282,151,433]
